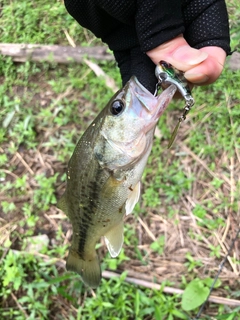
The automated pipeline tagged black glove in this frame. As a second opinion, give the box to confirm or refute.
[64,0,231,93]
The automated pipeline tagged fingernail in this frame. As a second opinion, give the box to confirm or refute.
[184,72,209,83]
[172,46,208,65]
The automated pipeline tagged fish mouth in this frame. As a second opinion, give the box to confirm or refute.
[130,76,177,124]
[131,76,154,98]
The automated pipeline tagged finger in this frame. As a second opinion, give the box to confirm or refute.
[147,35,208,71]
[184,47,226,85]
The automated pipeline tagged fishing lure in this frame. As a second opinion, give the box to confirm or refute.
[155,61,194,148]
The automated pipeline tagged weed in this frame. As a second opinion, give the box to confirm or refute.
[184,253,203,272]
[150,236,165,255]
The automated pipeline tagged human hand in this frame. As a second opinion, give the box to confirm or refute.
[147,35,227,86]
[64,0,230,93]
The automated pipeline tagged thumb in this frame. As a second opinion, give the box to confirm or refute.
[146,35,210,84]
[146,35,208,71]
[147,35,227,85]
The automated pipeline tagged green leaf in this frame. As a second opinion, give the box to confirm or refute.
[3,238,12,248]
[102,302,114,308]
[181,279,210,311]
[202,277,222,288]
[172,309,188,319]
[154,306,162,320]
[13,277,21,291]
[3,110,15,128]
[215,313,237,320]
[135,290,140,316]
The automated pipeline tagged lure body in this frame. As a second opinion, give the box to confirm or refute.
[155,61,195,148]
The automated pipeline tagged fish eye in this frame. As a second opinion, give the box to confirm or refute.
[110,99,125,116]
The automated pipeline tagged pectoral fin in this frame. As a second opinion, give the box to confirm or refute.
[125,181,141,215]
[104,221,124,258]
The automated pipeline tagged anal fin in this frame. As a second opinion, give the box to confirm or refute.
[104,221,124,258]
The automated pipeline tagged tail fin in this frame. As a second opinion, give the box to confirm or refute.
[66,249,101,288]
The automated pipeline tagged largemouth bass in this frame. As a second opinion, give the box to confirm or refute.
[58,77,176,288]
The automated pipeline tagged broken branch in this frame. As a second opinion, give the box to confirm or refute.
[0,43,114,64]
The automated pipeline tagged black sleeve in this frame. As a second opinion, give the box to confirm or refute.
[182,0,231,55]
[64,0,139,51]
[64,0,230,54]
[64,0,230,92]
[64,0,185,52]
[135,0,185,52]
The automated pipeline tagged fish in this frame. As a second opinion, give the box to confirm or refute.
[57,76,176,288]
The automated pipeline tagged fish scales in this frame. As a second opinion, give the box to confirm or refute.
[58,77,176,288]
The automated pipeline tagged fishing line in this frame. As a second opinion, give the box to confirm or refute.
[194,226,240,320]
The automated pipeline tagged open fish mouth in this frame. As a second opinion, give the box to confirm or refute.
[130,77,177,126]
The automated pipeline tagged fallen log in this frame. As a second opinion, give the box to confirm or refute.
[0,43,239,72]
[0,43,114,64]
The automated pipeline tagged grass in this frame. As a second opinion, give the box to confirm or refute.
[0,0,240,319]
